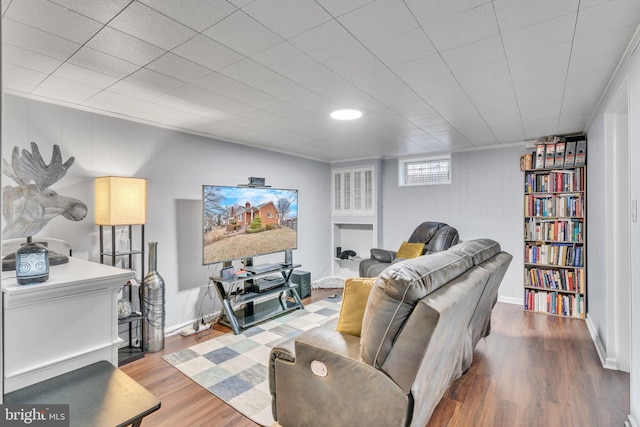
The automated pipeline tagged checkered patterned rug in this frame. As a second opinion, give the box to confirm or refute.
[162,297,342,426]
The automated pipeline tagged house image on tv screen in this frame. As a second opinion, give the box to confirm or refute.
[228,201,279,228]
[202,185,298,265]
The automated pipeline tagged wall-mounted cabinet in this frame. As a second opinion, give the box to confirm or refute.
[330,162,381,278]
[331,166,375,216]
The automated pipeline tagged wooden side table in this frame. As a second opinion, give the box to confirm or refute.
[4,361,161,427]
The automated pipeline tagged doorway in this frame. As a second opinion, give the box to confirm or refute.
[604,79,631,372]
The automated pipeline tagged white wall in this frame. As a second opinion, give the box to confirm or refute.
[586,35,640,425]
[379,146,524,303]
[1,94,331,332]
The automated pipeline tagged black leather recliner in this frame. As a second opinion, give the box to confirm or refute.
[359,221,459,277]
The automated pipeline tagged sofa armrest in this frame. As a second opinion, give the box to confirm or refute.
[270,327,409,426]
[370,248,396,263]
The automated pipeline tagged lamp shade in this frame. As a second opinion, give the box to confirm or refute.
[95,176,147,225]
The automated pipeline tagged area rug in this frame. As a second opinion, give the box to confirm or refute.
[162,297,342,426]
[311,276,345,289]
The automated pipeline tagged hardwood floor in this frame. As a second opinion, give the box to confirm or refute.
[121,289,630,427]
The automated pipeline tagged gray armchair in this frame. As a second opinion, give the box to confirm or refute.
[359,221,459,277]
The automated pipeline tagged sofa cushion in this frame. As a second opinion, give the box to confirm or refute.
[396,241,425,259]
[450,238,501,265]
[360,250,473,368]
[336,278,375,337]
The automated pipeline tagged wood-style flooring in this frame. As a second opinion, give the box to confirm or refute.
[121,288,630,427]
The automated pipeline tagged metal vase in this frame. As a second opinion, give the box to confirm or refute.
[141,242,165,352]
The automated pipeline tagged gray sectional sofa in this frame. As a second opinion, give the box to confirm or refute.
[269,238,512,427]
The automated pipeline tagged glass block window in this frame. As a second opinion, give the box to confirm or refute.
[399,155,451,186]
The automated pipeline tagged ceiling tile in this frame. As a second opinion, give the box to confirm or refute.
[251,42,317,77]
[83,90,144,111]
[366,28,437,67]
[423,3,499,51]
[405,0,492,26]
[2,44,63,74]
[2,0,640,161]
[146,53,212,83]
[219,58,282,87]
[502,14,576,58]
[126,68,185,93]
[493,0,578,33]
[48,0,131,24]
[108,1,197,50]
[33,75,103,103]
[253,75,309,99]
[170,84,251,113]
[243,0,332,39]
[441,35,504,71]
[315,0,376,17]
[203,10,283,56]
[108,80,166,102]
[193,73,278,107]
[2,18,81,61]
[172,35,244,71]
[86,26,165,66]
[140,0,237,31]
[289,20,363,62]
[4,0,102,44]
[68,47,140,78]
[53,62,118,89]
[572,23,638,60]
[324,48,386,82]
[338,0,419,45]
[574,0,640,39]
[2,63,48,89]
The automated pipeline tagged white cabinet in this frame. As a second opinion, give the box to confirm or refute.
[2,258,133,392]
[332,166,375,215]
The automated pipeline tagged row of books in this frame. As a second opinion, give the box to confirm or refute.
[524,194,583,217]
[532,140,586,169]
[524,289,585,318]
[526,267,585,293]
[525,242,584,267]
[524,218,584,242]
[524,168,585,193]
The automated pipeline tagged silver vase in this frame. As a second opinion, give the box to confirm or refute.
[141,242,165,352]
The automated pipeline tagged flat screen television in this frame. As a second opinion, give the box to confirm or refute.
[202,185,298,265]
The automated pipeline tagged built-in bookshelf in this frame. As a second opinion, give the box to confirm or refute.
[522,136,586,318]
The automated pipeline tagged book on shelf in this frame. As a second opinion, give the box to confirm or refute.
[575,140,587,166]
[535,145,546,169]
[564,141,576,167]
[554,142,565,167]
[524,289,584,318]
[544,144,556,168]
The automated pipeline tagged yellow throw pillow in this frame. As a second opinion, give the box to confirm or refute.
[396,241,425,259]
[336,278,375,337]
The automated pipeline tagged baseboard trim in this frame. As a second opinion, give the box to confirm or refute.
[497,295,522,305]
[585,314,619,370]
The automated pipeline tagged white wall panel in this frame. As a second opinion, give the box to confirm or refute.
[380,146,524,303]
[1,94,331,332]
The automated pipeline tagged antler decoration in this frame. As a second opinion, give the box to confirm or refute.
[2,142,87,239]
[2,142,75,190]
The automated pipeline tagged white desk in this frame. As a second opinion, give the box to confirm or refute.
[2,257,133,393]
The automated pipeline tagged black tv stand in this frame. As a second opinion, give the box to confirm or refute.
[211,263,303,334]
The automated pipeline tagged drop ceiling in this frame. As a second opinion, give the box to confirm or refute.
[2,0,640,162]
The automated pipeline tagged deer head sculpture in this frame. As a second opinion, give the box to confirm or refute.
[2,142,88,239]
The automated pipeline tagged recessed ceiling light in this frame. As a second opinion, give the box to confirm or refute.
[330,109,362,120]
